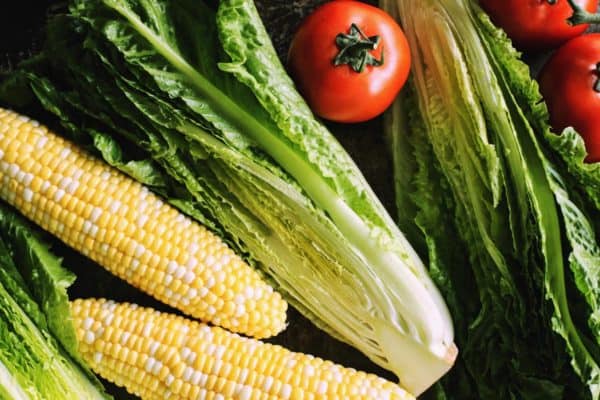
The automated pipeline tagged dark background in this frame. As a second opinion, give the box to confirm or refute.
[0,1,400,399]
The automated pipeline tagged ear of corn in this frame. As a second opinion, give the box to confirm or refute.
[0,107,287,338]
[71,298,414,400]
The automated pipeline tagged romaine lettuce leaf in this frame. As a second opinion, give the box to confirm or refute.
[545,128,600,211]
[0,201,110,399]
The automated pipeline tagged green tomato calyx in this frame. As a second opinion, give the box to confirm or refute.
[333,23,384,73]
[566,0,600,25]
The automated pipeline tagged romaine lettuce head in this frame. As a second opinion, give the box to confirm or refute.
[0,0,456,394]
[383,0,600,398]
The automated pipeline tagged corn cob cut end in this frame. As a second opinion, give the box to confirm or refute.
[72,298,414,400]
[0,107,287,338]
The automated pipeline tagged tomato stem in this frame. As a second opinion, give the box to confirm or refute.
[333,23,384,73]
[566,0,600,25]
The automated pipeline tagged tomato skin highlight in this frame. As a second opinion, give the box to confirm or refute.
[539,33,600,163]
[479,0,598,51]
[287,1,410,123]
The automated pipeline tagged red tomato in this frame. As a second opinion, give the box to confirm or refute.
[287,1,410,123]
[539,33,600,163]
[479,0,598,51]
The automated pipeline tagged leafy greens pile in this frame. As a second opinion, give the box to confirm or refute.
[0,0,456,394]
[0,201,110,399]
[381,0,600,398]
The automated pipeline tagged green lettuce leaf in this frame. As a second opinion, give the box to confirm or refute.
[0,201,110,399]
[0,203,76,363]
[545,128,600,211]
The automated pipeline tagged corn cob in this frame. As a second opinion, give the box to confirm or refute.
[72,298,414,400]
[0,108,287,338]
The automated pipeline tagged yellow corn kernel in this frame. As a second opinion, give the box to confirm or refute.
[72,299,414,400]
[0,108,286,338]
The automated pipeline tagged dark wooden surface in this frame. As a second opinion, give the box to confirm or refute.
[0,1,399,399]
